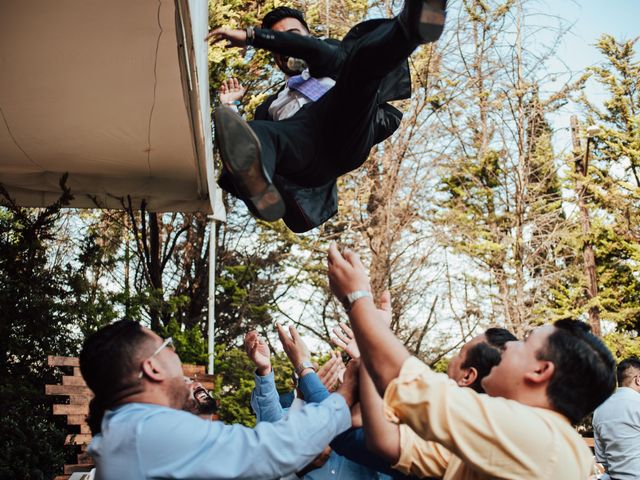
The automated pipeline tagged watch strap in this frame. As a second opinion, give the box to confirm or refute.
[295,360,316,376]
[341,290,372,312]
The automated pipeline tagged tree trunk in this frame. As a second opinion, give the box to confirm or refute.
[570,116,601,336]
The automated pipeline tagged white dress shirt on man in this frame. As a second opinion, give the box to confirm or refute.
[593,386,640,480]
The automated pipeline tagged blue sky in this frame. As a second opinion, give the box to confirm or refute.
[525,0,640,150]
[550,0,639,66]
[546,0,638,94]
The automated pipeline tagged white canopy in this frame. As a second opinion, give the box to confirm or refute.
[0,0,224,218]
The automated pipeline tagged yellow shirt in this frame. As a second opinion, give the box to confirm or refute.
[383,357,593,480]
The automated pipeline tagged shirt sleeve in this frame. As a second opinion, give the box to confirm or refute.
[592,414,606,467]
[252,30,343,79]
[393,424,450,478]
[138,394,352,479]
[383,356,572,478]
[329,427,422,479]
[250,370,285,423]
[298,371,330,403]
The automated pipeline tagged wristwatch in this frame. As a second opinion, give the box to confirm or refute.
[295,360,316,377]
[245,26,255,46]
[341,290,372,312]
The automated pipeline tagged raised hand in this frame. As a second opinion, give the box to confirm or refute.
[335,358,360,408]
[219,78,245,106]
[244,330,272,376]
[377,290,393,326]
[331,322,360,359]
[327,242,372,301]
[205,27,247,48]
[276,324,311,373]
[317,351,346,392]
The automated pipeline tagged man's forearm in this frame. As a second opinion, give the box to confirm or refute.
[298,371,330,403]
[348,297,410,395]
[360,362,401,462]
[250,371,285,422]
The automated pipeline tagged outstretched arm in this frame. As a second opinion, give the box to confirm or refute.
[327,243,409,395]
[244,331,284,422]
[360,361,400,462]
[207,28,341,77]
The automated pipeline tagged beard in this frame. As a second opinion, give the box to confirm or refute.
[167,375,192,411]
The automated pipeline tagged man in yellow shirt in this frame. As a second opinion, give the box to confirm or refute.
[327,244,616,479]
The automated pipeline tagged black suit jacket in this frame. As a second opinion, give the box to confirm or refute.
[220,19,411,233]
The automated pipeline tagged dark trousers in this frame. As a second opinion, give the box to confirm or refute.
[250,18,418,187]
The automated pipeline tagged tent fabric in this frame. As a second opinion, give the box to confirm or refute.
[0,0,222,214]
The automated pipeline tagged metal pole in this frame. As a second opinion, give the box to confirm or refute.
[207,215,217,373]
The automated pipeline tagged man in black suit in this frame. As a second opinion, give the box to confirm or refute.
[207,1,446,232]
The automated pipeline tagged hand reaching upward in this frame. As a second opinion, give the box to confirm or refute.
[331,322,360,359]
[205,27,247,48]
[244,330,271,376]
[335,358,360,408]
[317,351,346,392]
[219,77,246,106]
[327,242,372,301]
[377,290,393,326]
[276,324,312,374]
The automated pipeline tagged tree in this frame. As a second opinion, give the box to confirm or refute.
[432,0,584,336]
[578,34,640,333]
[0,178,113,479]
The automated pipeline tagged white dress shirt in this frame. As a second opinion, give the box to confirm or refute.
[593,387,640,480]
[268,69,335,121]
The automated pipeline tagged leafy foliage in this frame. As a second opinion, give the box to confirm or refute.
[212,344,295,426]
[0,181,110,479]
[579,34,640,332]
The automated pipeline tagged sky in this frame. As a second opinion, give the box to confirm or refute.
[549,0,639,72]
[536,0,639,147]
[520,0,639,183]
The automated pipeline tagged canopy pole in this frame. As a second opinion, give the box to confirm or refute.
[207,215,217,374]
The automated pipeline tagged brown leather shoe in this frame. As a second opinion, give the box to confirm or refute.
[398,0,446,44]
[214,106,285,222]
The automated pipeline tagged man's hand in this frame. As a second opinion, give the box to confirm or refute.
[244,331,271,376]
[327,242,372,301]
[331,322,360,359]
[219,78,246,105]
[276,324,312,373]
[317,351,346,392]
[205,27,247,48]
[377,290,393,326]
[335,359,360,408]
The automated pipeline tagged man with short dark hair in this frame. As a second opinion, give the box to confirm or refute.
[356,326,516,478]
[593,356,640,479]
[446,327,516,393]
[80,320,358,480]
[326,243,617,479]
[207,1,446,232]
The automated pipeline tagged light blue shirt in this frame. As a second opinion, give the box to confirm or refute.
[593,387,640,480]
[87,395,351,480]
[251,371,390,480]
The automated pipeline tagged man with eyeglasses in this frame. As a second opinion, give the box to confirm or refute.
[79,320,359,480]
[592,356,640,480]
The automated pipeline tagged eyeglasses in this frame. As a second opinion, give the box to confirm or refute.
[138,337,175,379]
